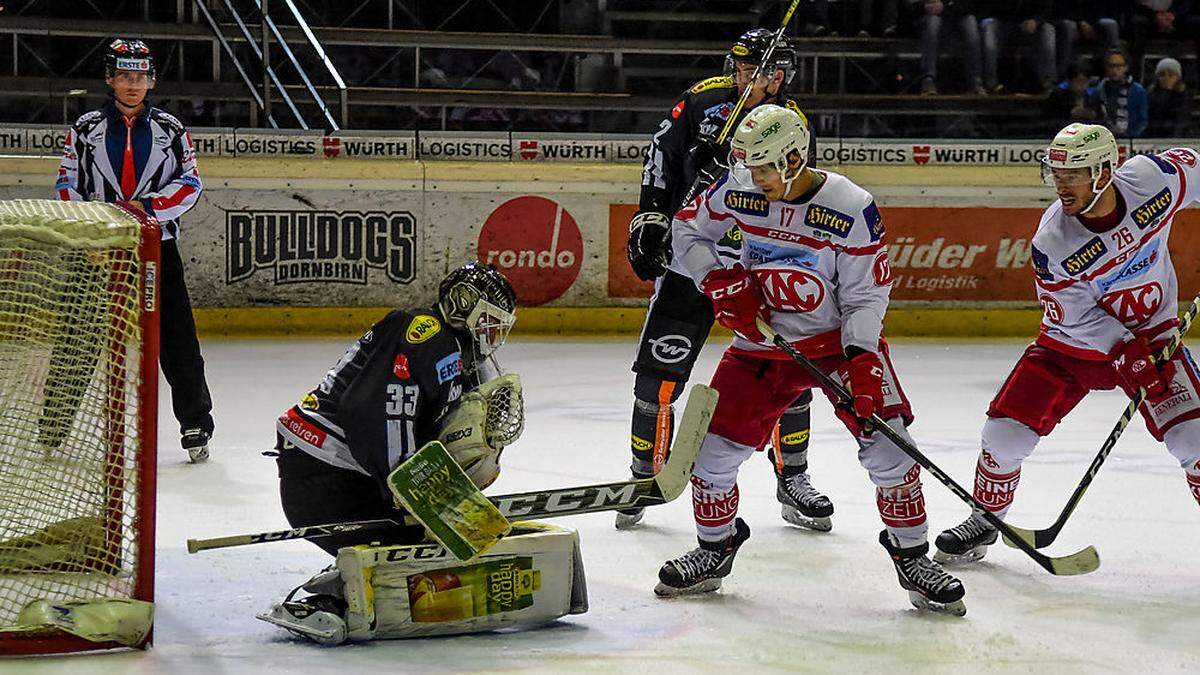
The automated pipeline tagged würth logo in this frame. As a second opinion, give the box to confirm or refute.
[226,210,417,286]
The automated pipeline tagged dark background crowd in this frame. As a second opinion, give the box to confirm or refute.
[0,0,1194,138]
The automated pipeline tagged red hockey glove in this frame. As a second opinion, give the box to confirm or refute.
[844,349,885,420]
[1113,336,1176,401]
[701,265,767,342]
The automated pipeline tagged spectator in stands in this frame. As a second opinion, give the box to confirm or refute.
[1087,48,1149,138]
[911,0,984,95]
[979,0,1057,94]
[1130,1,1192,78]
[1045,60,1099,129]
[854,0,902,37]
[1053,1,1124,82]
[1146,57,1193,137]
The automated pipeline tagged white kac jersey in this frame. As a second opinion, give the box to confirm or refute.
[1033,148,1200,360]
[673,167,892,357]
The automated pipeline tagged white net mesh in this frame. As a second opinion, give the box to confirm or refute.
[0,200,152,635]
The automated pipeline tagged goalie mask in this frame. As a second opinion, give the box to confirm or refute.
[104,38,156,82]
[437,263,516,357]
[724,28,796,91]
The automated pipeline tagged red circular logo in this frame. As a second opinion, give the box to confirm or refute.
[1040,294,1064,324]
[478,196,582,306]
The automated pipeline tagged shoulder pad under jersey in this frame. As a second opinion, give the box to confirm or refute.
[689,76,736,95]
[72,110,105,133]
[782,99,811,127]
[149,108,186,134]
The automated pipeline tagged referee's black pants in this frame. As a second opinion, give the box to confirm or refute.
[160,238,214,437]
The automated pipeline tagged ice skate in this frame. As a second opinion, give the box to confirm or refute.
[182,428,210,463]
[880,531,966,616]
[934,511,999,566]
[614,507,645,530]
[776,472,833,532]
[257,594,347,645]
[655,518,750,597]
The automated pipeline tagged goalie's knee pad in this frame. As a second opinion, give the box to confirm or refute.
[333,522,587,640]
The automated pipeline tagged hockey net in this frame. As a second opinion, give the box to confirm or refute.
[0,200,159,654]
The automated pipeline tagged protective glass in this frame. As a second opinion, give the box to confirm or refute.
[467,300,515,355]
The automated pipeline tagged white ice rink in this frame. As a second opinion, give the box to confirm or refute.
[13,337,1200,674]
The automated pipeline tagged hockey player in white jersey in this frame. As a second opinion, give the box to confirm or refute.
[655,104,965,614]
[936,124,1200,565]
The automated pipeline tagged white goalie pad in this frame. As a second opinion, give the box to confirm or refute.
[438,373,524,489]
[336,522,586,640]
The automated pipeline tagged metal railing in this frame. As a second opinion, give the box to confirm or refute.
[192,0,347,130]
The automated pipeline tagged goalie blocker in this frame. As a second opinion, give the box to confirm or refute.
[258,522,587,643]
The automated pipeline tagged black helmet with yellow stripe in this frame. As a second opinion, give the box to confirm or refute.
[724,28,796,90]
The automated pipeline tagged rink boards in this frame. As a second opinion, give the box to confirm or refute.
[3,151,1199,337]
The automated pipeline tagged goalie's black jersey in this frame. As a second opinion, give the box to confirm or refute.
[276,307,466,497]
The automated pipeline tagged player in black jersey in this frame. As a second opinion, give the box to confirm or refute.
[620,29,832,531]
[272,262,521,556]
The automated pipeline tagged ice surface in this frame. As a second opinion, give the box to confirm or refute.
[11,338,1200,673]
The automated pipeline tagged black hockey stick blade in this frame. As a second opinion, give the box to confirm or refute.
[187,518,401,553]
[754,318,1099,576]
[1004,292,1200,550]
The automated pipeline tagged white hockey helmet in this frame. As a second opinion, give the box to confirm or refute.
[1042,123,1119,212]
[730,103,810,193]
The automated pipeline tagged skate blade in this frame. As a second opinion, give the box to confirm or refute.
[933,545,988,566]
[781,505,832,532]
[614,510,644,530]
[188,446,210,463]
[908,591,966,617]
[256,609,346,645]
[654,577,722,597]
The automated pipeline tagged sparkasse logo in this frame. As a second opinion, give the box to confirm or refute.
[478,196,582,305]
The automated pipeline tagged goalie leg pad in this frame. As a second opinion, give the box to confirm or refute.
[337,522,587,640]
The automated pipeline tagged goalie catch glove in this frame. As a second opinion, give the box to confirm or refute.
[437,373,524,489]
[626,211,672,281]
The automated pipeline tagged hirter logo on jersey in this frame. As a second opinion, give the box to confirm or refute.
[1061,236,1107,275]
[1131,187,1172,230]
[804,204,854,238]
[1101,282,1163,324]
[725,190,770,217]
[753,267,826,312]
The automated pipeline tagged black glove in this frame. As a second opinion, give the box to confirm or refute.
[626,211,672,281]
[688,135,728,196]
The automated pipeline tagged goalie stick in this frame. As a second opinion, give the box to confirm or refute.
[186,384,717,554]
[755,318,1099,576]
[1003,292,1200,549]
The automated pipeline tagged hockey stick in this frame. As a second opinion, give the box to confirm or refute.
[755,318,1099,576]
[675,0,802,208]
[186,385,717,554]
[1004,293,1200,550]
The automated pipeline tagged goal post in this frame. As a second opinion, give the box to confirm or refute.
[0,200,160,655]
